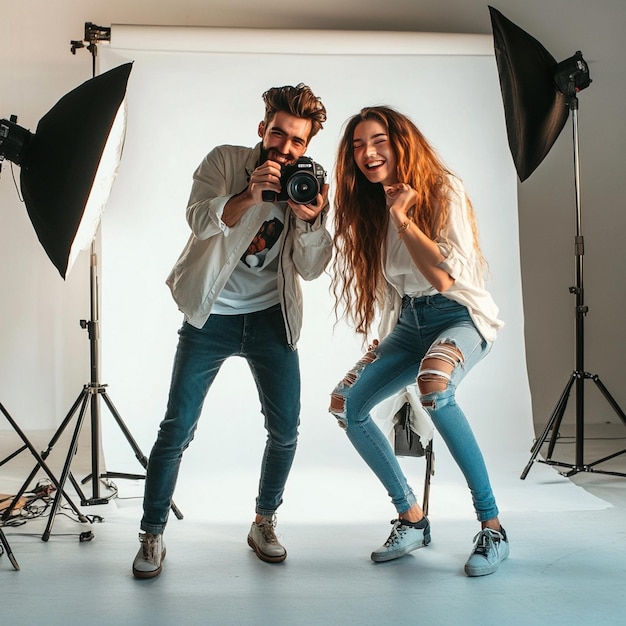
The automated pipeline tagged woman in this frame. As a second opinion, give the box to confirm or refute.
[329,106,508,577]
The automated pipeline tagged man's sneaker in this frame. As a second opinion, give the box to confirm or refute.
[371,517,431,562]
[247,515,287,563]
[132,532,166,579]
[464,527,509,577]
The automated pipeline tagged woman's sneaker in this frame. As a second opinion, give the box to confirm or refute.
[132,532,166,579]
[371,517,431,562]
[464,527,509,577]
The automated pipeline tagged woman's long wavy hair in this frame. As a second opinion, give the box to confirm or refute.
[332,105,483,337]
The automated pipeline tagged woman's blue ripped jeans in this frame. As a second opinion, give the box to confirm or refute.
[329,294,499,522]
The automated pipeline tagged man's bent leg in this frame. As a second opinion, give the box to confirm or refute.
[134,318,236,578]
[141,320,233,533]
[244,306,300,562]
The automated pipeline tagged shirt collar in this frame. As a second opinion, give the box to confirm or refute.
[245,142,263,181]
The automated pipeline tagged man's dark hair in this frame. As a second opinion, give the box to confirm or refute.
[262,83,327,141]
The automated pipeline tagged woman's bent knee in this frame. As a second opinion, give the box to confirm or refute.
[417,340,463,404]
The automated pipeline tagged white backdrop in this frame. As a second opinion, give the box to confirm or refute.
[91,27,564,523]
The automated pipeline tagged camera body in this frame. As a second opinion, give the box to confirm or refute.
[262,156,326,205]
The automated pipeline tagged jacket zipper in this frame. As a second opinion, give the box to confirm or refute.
[279,210,296,349]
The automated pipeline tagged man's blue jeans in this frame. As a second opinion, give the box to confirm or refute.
[330,294,499,522]
[141,304,300,534]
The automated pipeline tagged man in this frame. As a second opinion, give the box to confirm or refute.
[132,84,331,579]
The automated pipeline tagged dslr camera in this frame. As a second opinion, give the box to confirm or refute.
[262,156,326,205]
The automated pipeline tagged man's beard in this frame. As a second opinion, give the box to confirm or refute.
[259,146,270,166]
[260,146,293,167]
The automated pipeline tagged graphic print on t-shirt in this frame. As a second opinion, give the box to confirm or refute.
[241,217,284,268]
[212,205,286,314]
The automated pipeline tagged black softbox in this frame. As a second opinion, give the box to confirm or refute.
[0,62,132,277]
[489,6,570,181]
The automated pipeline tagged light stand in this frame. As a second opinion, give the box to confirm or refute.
[488,7,626,479]
[520,85,626,478]
[0,25,182,541]
[7,27,183,539]
[1,58,133,539]
[65,25,183,519]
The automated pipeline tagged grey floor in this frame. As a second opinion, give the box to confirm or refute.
[1,421,626,626]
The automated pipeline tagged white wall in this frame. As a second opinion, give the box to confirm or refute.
[2,1,626,463]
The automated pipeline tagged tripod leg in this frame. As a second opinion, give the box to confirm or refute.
[42,394,91,541]
[0,527,20,570]
[2,463,41,521]
[591,375,626,426]
[0,444,28,468]
[68,472,88,504]
[521,374,576,479]
[97,390,184,520]
[544,375,577,459]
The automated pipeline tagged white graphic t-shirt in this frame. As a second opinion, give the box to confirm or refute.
[212,204,286,314]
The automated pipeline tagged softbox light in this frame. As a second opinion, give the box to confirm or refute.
[0,62,132,278]
[489,6,570,181]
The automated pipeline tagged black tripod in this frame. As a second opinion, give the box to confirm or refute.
[1,401,89,532]
[1,28,183,541]
[0,26,182,542]
[4,245,183,541]
[521,93,626,479]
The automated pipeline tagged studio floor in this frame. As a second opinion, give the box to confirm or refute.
[1,422,626,626]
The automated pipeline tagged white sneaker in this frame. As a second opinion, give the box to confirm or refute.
[371,517,431,562]
[132,532,166,579]
[247,515,287,563]
[464,527,509,577]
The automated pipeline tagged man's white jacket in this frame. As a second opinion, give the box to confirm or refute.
[166,143,332,347]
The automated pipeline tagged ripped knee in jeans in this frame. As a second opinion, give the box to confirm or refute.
[417,340,463,408]
[329,349,379,428]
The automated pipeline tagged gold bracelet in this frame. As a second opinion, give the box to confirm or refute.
[396,220,411,237]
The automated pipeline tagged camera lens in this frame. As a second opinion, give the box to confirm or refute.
[286,172,319,205]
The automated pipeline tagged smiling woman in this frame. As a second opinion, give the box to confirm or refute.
[352,119,398,185]
[95,26,530,524]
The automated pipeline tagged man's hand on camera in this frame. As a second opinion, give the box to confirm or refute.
[249,160,283,204]
[223,160,283,226]
[288,183,328,223]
